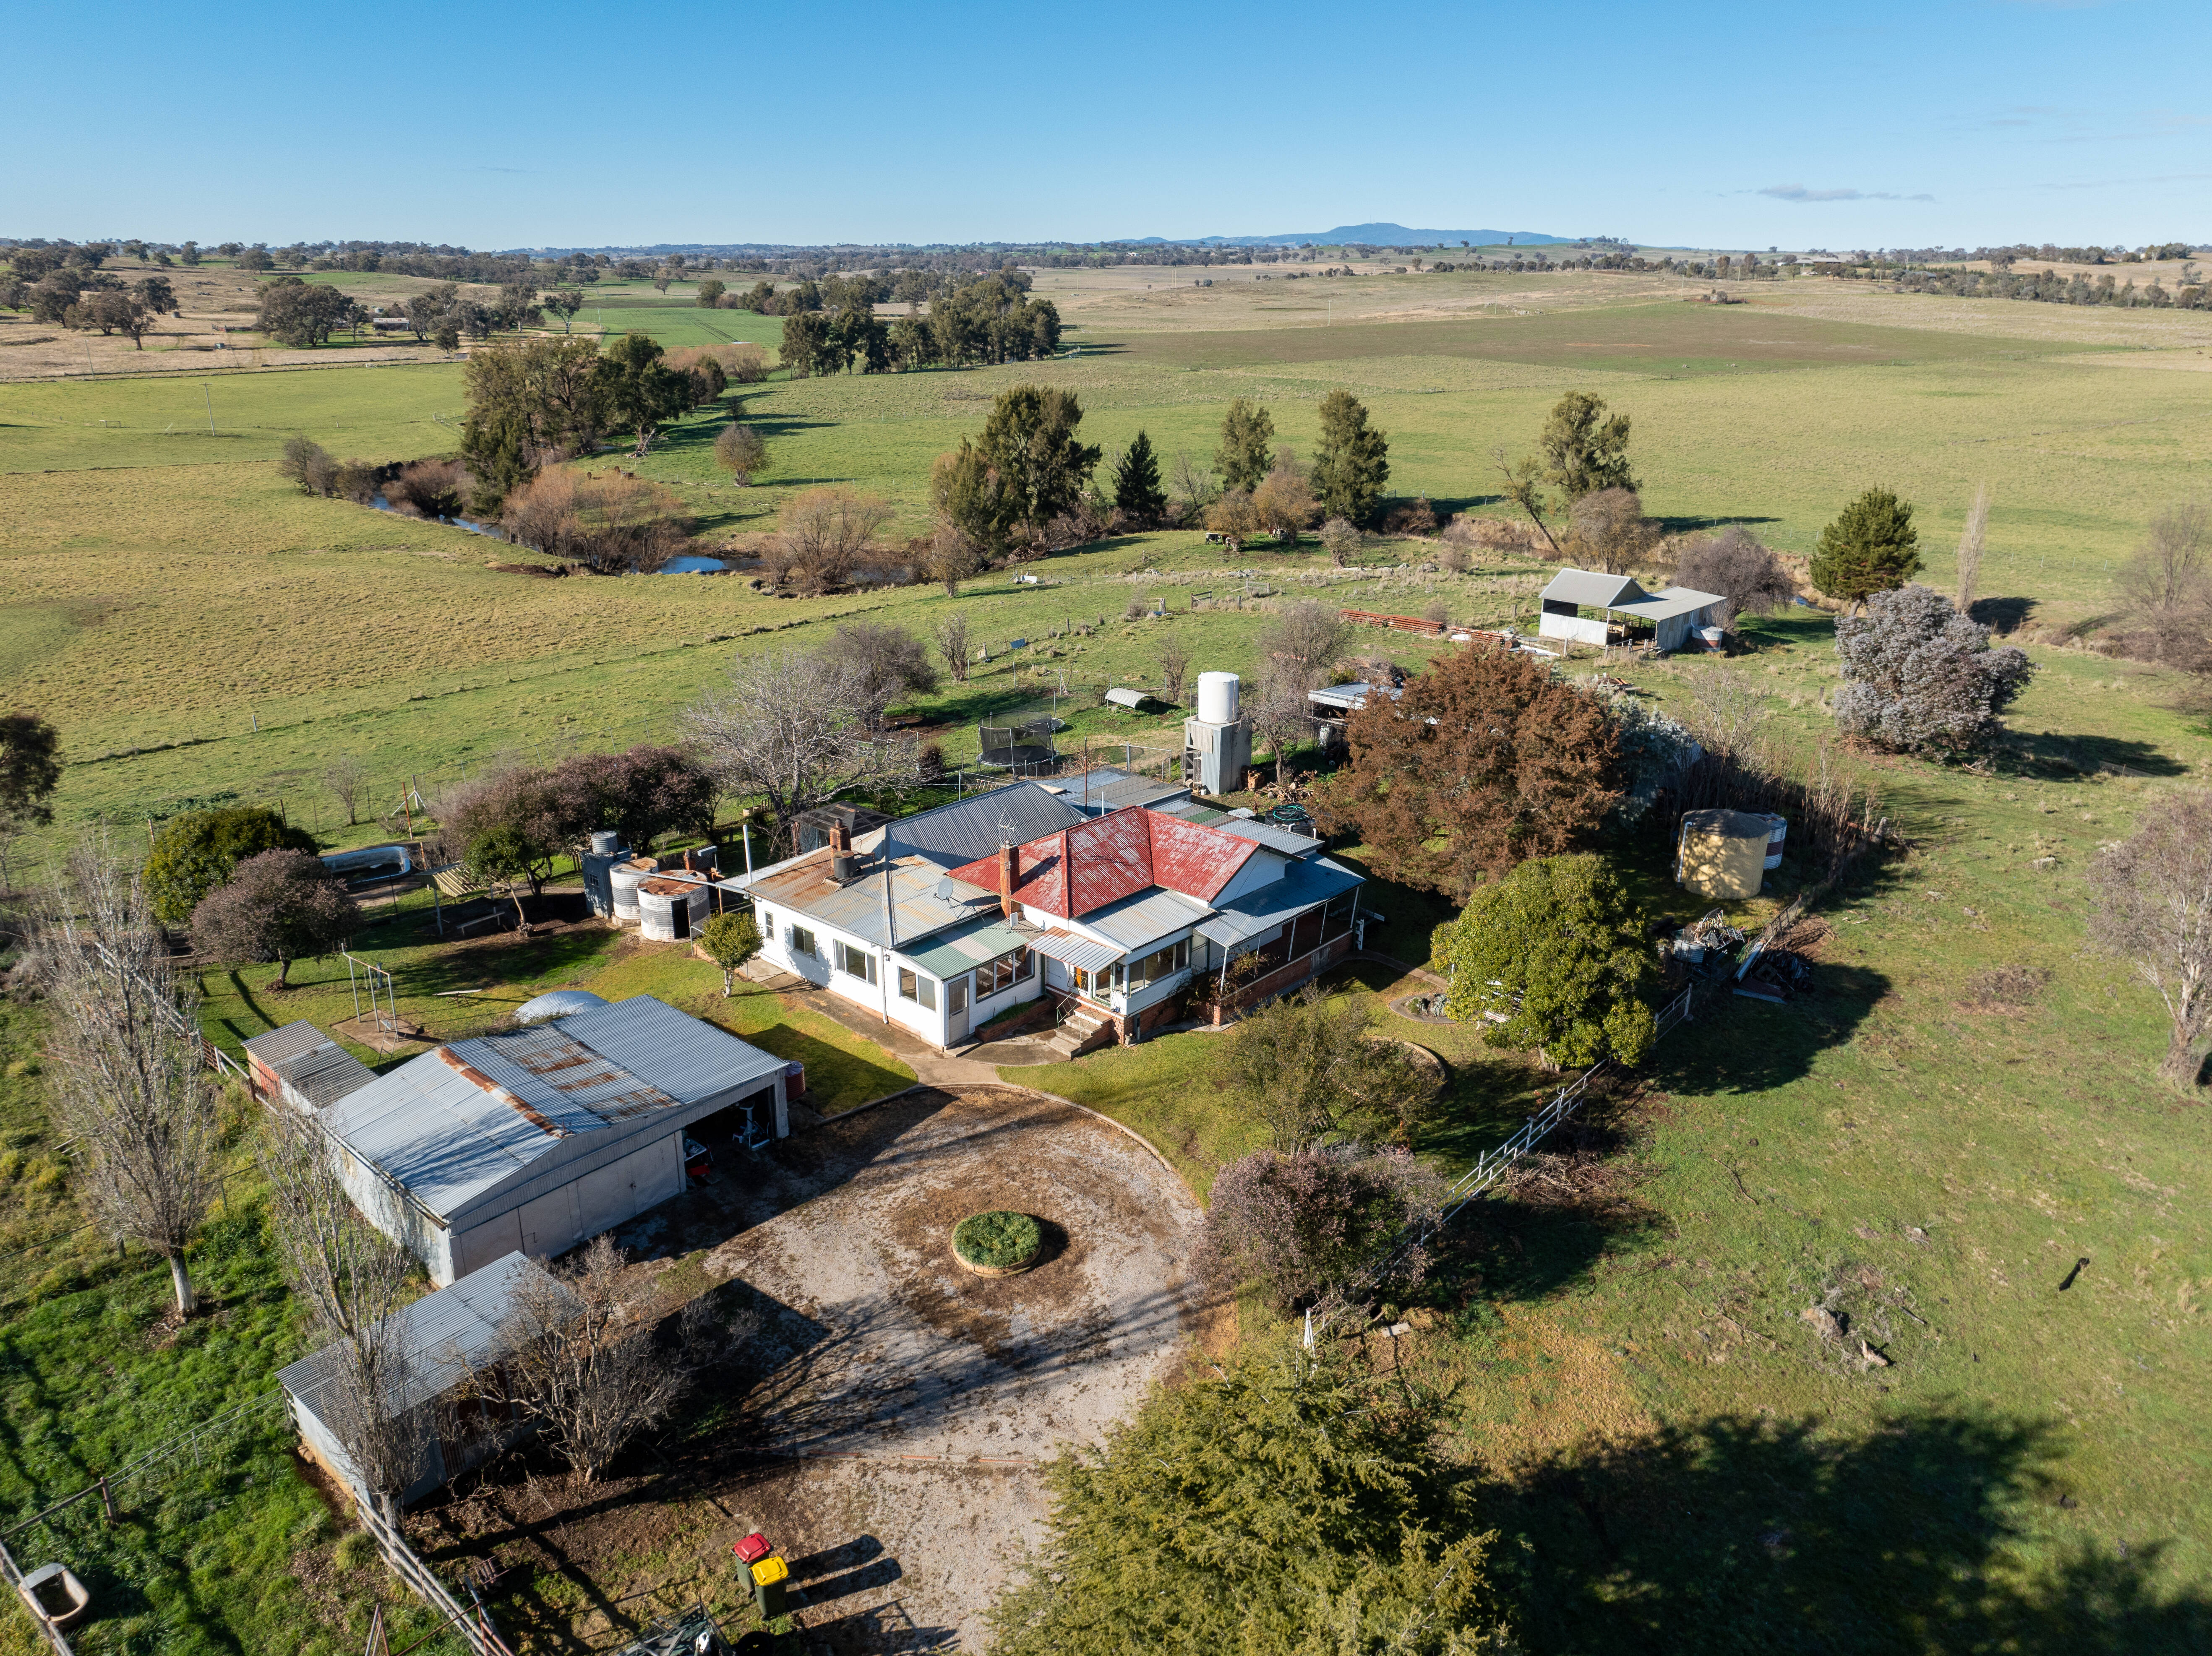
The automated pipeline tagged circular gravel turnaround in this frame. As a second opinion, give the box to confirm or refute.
[952,1209,1043,1276]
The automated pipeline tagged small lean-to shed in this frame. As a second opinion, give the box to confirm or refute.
[1677,809,1770,900]
[278,1251,563,1508]
[243,1021,377,1115]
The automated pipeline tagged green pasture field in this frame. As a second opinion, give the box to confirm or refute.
[1015,616,2212,1647]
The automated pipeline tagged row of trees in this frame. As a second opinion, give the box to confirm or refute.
[776,273,1064,375]
[2,266,179,344]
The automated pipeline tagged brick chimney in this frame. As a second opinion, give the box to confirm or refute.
[998,844,1017,920]
[830,821,850,853]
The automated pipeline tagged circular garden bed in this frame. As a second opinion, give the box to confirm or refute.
[952,1210,1044,1278]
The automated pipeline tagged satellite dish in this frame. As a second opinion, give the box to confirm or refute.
[935,877,954,903]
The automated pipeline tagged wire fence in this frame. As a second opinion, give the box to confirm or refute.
[1312,980,1699,1341]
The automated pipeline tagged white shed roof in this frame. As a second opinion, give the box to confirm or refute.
[317,996,785,1226]
[1541,569,1647,609]
[1608,584,1727,622]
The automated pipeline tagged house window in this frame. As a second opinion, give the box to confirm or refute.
[836,940,876,983]
[977,947,1033,997]
[790,924,818,958]
[947,975,968,1014]
[897,967,937,1010]
[757,907,774,941]
[1290,904,1324,958]
[1131,937,1190,988]
[1320,894,1354,942]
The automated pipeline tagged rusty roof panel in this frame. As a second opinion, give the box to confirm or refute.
[944,805,1268,921]
[1146,811,1259,901]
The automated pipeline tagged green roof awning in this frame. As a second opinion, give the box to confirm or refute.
[902,920,1028,979]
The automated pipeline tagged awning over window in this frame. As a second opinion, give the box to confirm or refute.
[1027,930,1123,976]
[901,919,1030,979]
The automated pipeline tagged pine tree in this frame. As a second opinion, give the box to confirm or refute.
[1310,388,1391,525]
[1111,429,1168,523]
[1811,487,1922,610]
[987,1330,1508,1656]
[1214,396,1276,492]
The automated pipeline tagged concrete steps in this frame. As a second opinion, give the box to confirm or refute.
[1042,1004,1115,1060]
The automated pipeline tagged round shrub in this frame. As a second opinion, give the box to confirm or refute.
[952,1210,1042,1272]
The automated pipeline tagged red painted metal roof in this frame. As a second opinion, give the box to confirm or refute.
[944,807,1257,921]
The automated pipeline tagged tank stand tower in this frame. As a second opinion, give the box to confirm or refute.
[1184,671,1253,796]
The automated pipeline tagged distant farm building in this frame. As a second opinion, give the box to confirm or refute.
[317,995,790,1285]
[1538,569,1725,653]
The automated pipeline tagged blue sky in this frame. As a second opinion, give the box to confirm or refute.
[9,0,2207,250]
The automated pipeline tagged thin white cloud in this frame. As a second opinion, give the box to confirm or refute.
[1759,184,1936,203]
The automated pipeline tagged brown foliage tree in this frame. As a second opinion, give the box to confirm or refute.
[1252,466,1320,542]
[1312,644,1624,898]
[189,848,360,988]
[1565,487,1657,575]
[818,621,941,724]
[501,469,693,573]
[776,487,889,596]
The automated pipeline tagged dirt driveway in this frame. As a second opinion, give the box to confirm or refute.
[605,1084,1211,1651]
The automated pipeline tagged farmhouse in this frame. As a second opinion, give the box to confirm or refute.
[278,1250,560,1508]
[1538,568,1726,653]
[738,781,1364,1054]
[317,995,790,1285]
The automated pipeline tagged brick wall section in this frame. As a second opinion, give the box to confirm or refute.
[1196,932,1356,1024]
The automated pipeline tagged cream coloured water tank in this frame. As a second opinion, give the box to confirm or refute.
[608,857,655,923]
[1197,671,1241,725]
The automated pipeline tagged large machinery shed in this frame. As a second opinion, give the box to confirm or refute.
[318,995,789,1285]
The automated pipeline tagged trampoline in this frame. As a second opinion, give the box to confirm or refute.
[976,706,1061,770]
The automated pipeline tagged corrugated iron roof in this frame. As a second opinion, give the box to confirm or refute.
[1609,584,1726,622]
[903,917,1030,978]
[278,1251,570,1417]
[1079,887,1210,950]
[1211,816,1325,859]
[1541,569,1648,609]
[1028,930,1122,974]
[271,1043,378,1110]
[850,783,1086,869]
[942,806,1258,921]
[1195,857,1364,949]
[741,845,997,947]
[318,996,786,1222]
[245,1019,336,1067]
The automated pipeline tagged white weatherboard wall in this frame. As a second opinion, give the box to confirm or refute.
[1538,612,1612,646]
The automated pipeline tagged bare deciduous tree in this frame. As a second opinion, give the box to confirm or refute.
[2087,792,2212,1086]
[1675,527,1797,629]
[324,754,369,826]
[683,650,918,857]
[37,836,219,1317]
[2116,501,2212,669]
[1158,636,1192,706]
[931,611,974,684]
[1258,601,1354,687]
[1169,449,1218,519]
[818,622,940,726]
[1954,483,1991,615]
[1248,661,1316,787]
[776,487,889,598]
[924,522,983,596]
[259,1110,421,1515]
[491,1235,743,1483]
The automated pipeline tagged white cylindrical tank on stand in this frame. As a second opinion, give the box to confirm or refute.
[1761,814,1789,870]
[638,876,711,943]
[1197,672,1240,724]
[609,857,656,924]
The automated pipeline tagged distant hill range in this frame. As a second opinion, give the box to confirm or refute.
[1132,223,1578,248]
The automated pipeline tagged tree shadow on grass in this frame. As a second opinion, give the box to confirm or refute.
[1649,961,1890,1099]
[2003,730,2188,780]
[1480,1409,2212,1655]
